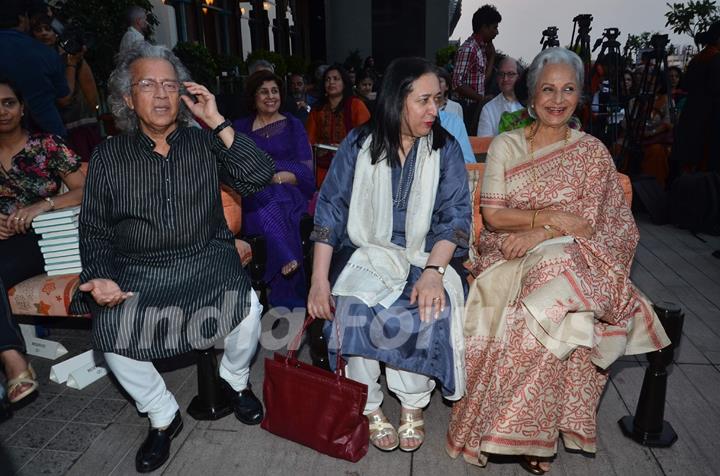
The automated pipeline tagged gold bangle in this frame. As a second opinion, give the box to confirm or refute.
[531,209,541,229]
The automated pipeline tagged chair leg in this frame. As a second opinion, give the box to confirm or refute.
[244,235,269,310]
[187,348,233,421]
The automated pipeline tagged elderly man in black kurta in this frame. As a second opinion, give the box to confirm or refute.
[69,44,274,473]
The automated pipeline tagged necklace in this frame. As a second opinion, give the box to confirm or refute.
[256,114,280,138]
[527,124,571,208]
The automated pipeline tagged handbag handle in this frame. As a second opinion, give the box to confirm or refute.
[286,315,344,378]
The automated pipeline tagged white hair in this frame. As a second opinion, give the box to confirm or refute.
[526,47,583,118]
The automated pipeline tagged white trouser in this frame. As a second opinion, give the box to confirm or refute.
[104,291,263,428]
[345,356,435,415]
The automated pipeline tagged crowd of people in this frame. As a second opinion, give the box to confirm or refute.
[3,0,719,473]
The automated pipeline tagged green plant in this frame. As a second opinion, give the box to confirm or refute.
[56,0,157,89]
[285,54,309,76]
[436,44,458,67]
[173,42,218,90]
[214,54,245,76]
[665,0,720,47]
[245,50,287,77]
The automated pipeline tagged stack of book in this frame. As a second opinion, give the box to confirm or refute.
[32,206,82,276]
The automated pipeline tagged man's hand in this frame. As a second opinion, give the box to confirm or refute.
[78,279,133,308]
[180,81,224,128]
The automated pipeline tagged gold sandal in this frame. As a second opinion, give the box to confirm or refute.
[7,364,38,404]
[398,408,425,452]
[367,409,399,451]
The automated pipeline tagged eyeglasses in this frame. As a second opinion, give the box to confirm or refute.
[497,72,518,79]
[131,79,181,93]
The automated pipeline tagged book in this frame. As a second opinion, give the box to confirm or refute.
[47,266,82,276]
[39,229,80,240]
[43,248,81,259]
[32,216,79,228]
[33,206,80,222]
[40,242,79,253]
[38,235,79,247]
[33,221,78,234]
[44,260,82,272]
[44,254,81,265]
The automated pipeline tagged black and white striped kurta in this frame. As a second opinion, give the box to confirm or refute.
[69,127,275,360]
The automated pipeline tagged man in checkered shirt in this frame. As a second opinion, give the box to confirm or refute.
[451,4,501,134]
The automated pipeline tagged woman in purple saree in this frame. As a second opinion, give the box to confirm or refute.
[233,71,314,308]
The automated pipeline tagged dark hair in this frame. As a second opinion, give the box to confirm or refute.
[471,4,501,33]
[356,69,375,86]
[513,69,529,106]
[357,57,447,168]
[0,77,24,105]
[313,63,354,111]
[0,0,28,29]
[30,13,52,31]
[245,70,284,111]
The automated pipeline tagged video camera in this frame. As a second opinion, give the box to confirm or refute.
[593,27,622,51]
[57,24,87,55]
[573,14,593,30]
[540,26,560,48]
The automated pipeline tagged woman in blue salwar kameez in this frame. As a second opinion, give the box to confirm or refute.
[308,57,471,453]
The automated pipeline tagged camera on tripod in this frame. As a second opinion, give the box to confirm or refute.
[540,26,560,48]
[650,33,670,51]
[573,14,593,30]
[593,27,622,51]
[57,25,87,55]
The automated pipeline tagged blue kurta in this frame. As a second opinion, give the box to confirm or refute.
[310,128,471,396]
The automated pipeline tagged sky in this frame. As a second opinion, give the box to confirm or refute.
[453,0,691,63]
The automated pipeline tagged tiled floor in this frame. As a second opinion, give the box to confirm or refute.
[1,215,719,475]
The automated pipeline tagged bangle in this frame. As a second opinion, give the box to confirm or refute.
[66,63,78,68]
[44,196,55,211]
[213,119,232,136]
[530,209,541,229]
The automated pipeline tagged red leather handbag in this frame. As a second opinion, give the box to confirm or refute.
[261,317,369,462]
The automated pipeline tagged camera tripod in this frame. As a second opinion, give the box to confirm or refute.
[541,26,560,50]
[590,27,625,153]
[619,34,674,175]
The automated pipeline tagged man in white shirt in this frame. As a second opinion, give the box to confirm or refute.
[476,57,523,136]
[119,6,149,53]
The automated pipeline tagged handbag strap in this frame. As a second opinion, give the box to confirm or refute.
[286,315,345,377]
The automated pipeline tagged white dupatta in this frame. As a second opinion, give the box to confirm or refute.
[332,133,467,400]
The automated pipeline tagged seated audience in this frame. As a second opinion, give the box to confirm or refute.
[233,71,314,309]
[355,69,377,114]
[69,44,274,473]
[0,0,72,137]
[308,57,470,453]
[289,72,315,124]
[668,65,687,118]
[446,48,670,473]
[0,78,85,405]
[31,14,102,161]
[476,56,523,136]
[306,64,370,185]
[436,68,464,120]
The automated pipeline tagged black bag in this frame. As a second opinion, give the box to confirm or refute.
[669,172,720,235]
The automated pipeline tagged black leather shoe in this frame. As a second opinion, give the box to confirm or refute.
[135,410,183,473]
[231,385,264,425]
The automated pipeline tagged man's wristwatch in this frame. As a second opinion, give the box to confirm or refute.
[212,119,232,136]
[424,265,445,276]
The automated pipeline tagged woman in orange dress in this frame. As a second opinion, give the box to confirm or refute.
[306,64,370,186]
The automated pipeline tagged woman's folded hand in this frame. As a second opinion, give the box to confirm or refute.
[546,210,593,238]
[411,271,445,322]
[500,229,547,260]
